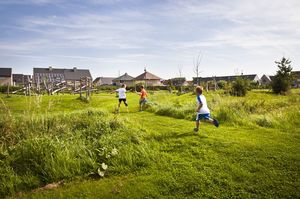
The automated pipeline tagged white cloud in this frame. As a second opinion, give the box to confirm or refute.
[1,0,300,78]
[0,0,62,5]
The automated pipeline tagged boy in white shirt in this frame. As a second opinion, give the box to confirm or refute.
[194,86,219,132]
[115,84,128,113]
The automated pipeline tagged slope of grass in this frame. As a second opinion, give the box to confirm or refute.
[1,90,299,198]
[17,112,300,198]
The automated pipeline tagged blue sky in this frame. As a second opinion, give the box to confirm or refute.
[0,0,299,79]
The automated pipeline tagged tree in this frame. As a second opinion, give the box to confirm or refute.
[217,80,227,89]
[272,57,293,94]
[178,65,183,77]
[231,77,250,96]
[193,52,203,85]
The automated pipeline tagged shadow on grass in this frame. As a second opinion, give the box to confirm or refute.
[152,131,208,142]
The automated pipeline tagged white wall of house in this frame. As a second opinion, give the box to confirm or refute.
[143,80,162,86]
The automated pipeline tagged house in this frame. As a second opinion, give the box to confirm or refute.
[193,74,260,85]
[33,67,92,86]
[13,74,31,86]
[186,80,194,85]
[93,77,115,86]
[291,71,300,88]
[134,69,162,86]
[112,73,134,86]
[260,75,272,86]
[260,71,299,88]
[0,68,12,86]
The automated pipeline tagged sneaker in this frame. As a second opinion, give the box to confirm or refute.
[193,128,199,133]
[213,119,219,127]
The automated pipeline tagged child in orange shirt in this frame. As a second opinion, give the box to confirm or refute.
[138,85,148,111]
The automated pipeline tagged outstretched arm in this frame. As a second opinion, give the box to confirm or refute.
[111,89,118,94]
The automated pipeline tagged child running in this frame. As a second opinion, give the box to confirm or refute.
[115,84,128,113]
[194,86,219,132]
[138,85,148,111]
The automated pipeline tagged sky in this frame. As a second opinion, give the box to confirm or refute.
[0,0,299,80]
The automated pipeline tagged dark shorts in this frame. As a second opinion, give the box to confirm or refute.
[139,98,147,105]
[119,98,127,103]
[196,113,211,121]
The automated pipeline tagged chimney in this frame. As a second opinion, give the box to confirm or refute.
[73,67,77,72]
[49,66,52,71]
[144,67,147,72]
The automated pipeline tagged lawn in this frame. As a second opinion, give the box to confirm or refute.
[1,90,299,198]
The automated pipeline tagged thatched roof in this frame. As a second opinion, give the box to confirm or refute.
[113,73,134,81]
[134,70,161,80]
[93,77,115,85]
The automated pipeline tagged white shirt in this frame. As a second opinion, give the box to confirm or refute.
[116,88,126,99]
[196,94,210,114]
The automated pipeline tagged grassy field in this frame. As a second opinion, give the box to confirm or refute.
[0,89,299,198]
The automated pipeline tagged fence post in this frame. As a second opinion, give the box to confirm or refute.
[7,83,10,97]
[80,78,82,98]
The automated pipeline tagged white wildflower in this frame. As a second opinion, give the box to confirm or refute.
[97,168,105,177]
[101,163,108,170]
[111,148,119,156]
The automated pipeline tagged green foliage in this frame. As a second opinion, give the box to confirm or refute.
[272,57,293,94]
[95,85,118,91]
[231,77,250,96]
[0,90,299,198]
[0,85,23,93]
[250,81,260,89]
[217,80,227,89]
[0,109,126,197]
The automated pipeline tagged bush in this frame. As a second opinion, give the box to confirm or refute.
[272,57,293,94]
[231,77,250,96]
[0,109,125,197]
[0,85,23,93]
[217,80,227,89]
[272,76,290,94]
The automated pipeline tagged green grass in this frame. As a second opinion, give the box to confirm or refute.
[1,90,300,198]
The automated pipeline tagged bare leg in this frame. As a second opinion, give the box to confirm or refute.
[206,117,219,127]
[194,120,200,132]
[117,102,121,112]
[196,120,200,129]
[207,118,214,124]
[140,100,143,111]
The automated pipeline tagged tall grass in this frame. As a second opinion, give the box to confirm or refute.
[0,90,299,198]
[147,90,300,130]
[0,107,127,197]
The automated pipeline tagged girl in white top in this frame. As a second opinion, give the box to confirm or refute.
[194,86,219,132]
[115,84,128,113]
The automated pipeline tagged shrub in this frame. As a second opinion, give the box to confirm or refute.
[231,77,250,96]
[0,85,23,93]
[217,80,227,89]
[0,109,125,197]
[272,57,293,94]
